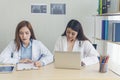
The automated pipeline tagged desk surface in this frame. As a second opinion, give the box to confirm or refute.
[0,63,120,80]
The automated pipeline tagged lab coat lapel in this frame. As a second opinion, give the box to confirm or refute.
[72,40,79,51]
[64,37,68,51]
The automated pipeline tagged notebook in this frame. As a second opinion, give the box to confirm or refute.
[16,63,38,71]
[54,51,84,70]
[0,65,15,73]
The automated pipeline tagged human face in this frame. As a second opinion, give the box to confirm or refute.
[66,28,78,41]
[19,26,31,45]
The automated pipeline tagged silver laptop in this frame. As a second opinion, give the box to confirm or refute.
[54,51,84,70]
[0,65,14,73]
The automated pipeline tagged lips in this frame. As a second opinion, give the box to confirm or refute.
[68,37,73,40]
[22,39,27,41]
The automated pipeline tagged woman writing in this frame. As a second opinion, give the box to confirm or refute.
[0,20,53,67]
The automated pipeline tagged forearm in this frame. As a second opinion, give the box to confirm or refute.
[39,55,53,66]
[0,57,19,64]
[82,56,99,66]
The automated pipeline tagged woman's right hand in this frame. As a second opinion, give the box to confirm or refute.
[19,58,33,63]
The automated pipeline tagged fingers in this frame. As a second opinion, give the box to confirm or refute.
[19,59,33,63]
[26,59,33,63]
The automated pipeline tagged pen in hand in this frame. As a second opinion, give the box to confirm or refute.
[34,61,41,67]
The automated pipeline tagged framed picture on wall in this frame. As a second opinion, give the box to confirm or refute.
[31,4,47,13]
[50,3,66,15]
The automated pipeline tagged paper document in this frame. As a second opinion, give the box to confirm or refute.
[16,63,38,70]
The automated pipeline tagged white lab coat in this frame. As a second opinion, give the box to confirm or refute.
[54,36,99,65]
[0,39,53,65]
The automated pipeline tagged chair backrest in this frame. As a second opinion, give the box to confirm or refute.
[93,44,97,49]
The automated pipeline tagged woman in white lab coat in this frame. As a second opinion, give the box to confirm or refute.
[0,20,53,67]
[54,19,99,66]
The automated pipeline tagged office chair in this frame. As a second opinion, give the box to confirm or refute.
[93,44,97,49]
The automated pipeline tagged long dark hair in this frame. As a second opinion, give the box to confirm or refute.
[14,20,36,51]
[62,19,89,41]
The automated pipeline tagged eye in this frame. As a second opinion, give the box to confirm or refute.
[26,32,30,35]
[72,32,75,36]
[19,32,24,35]
[66,31,70,34]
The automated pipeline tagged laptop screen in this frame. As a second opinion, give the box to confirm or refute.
[54,51,82,69]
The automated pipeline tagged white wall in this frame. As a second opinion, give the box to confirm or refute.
[0,0,98,52]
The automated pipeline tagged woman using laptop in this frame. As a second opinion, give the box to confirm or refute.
[0,20,53,67]
[54,19,99,66]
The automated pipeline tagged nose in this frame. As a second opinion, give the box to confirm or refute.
[68,33,72,38]
[22,33,27,38]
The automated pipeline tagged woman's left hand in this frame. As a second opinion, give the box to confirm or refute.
[19,58,33,63]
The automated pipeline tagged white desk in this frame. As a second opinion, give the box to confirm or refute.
[0,63,120,80]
